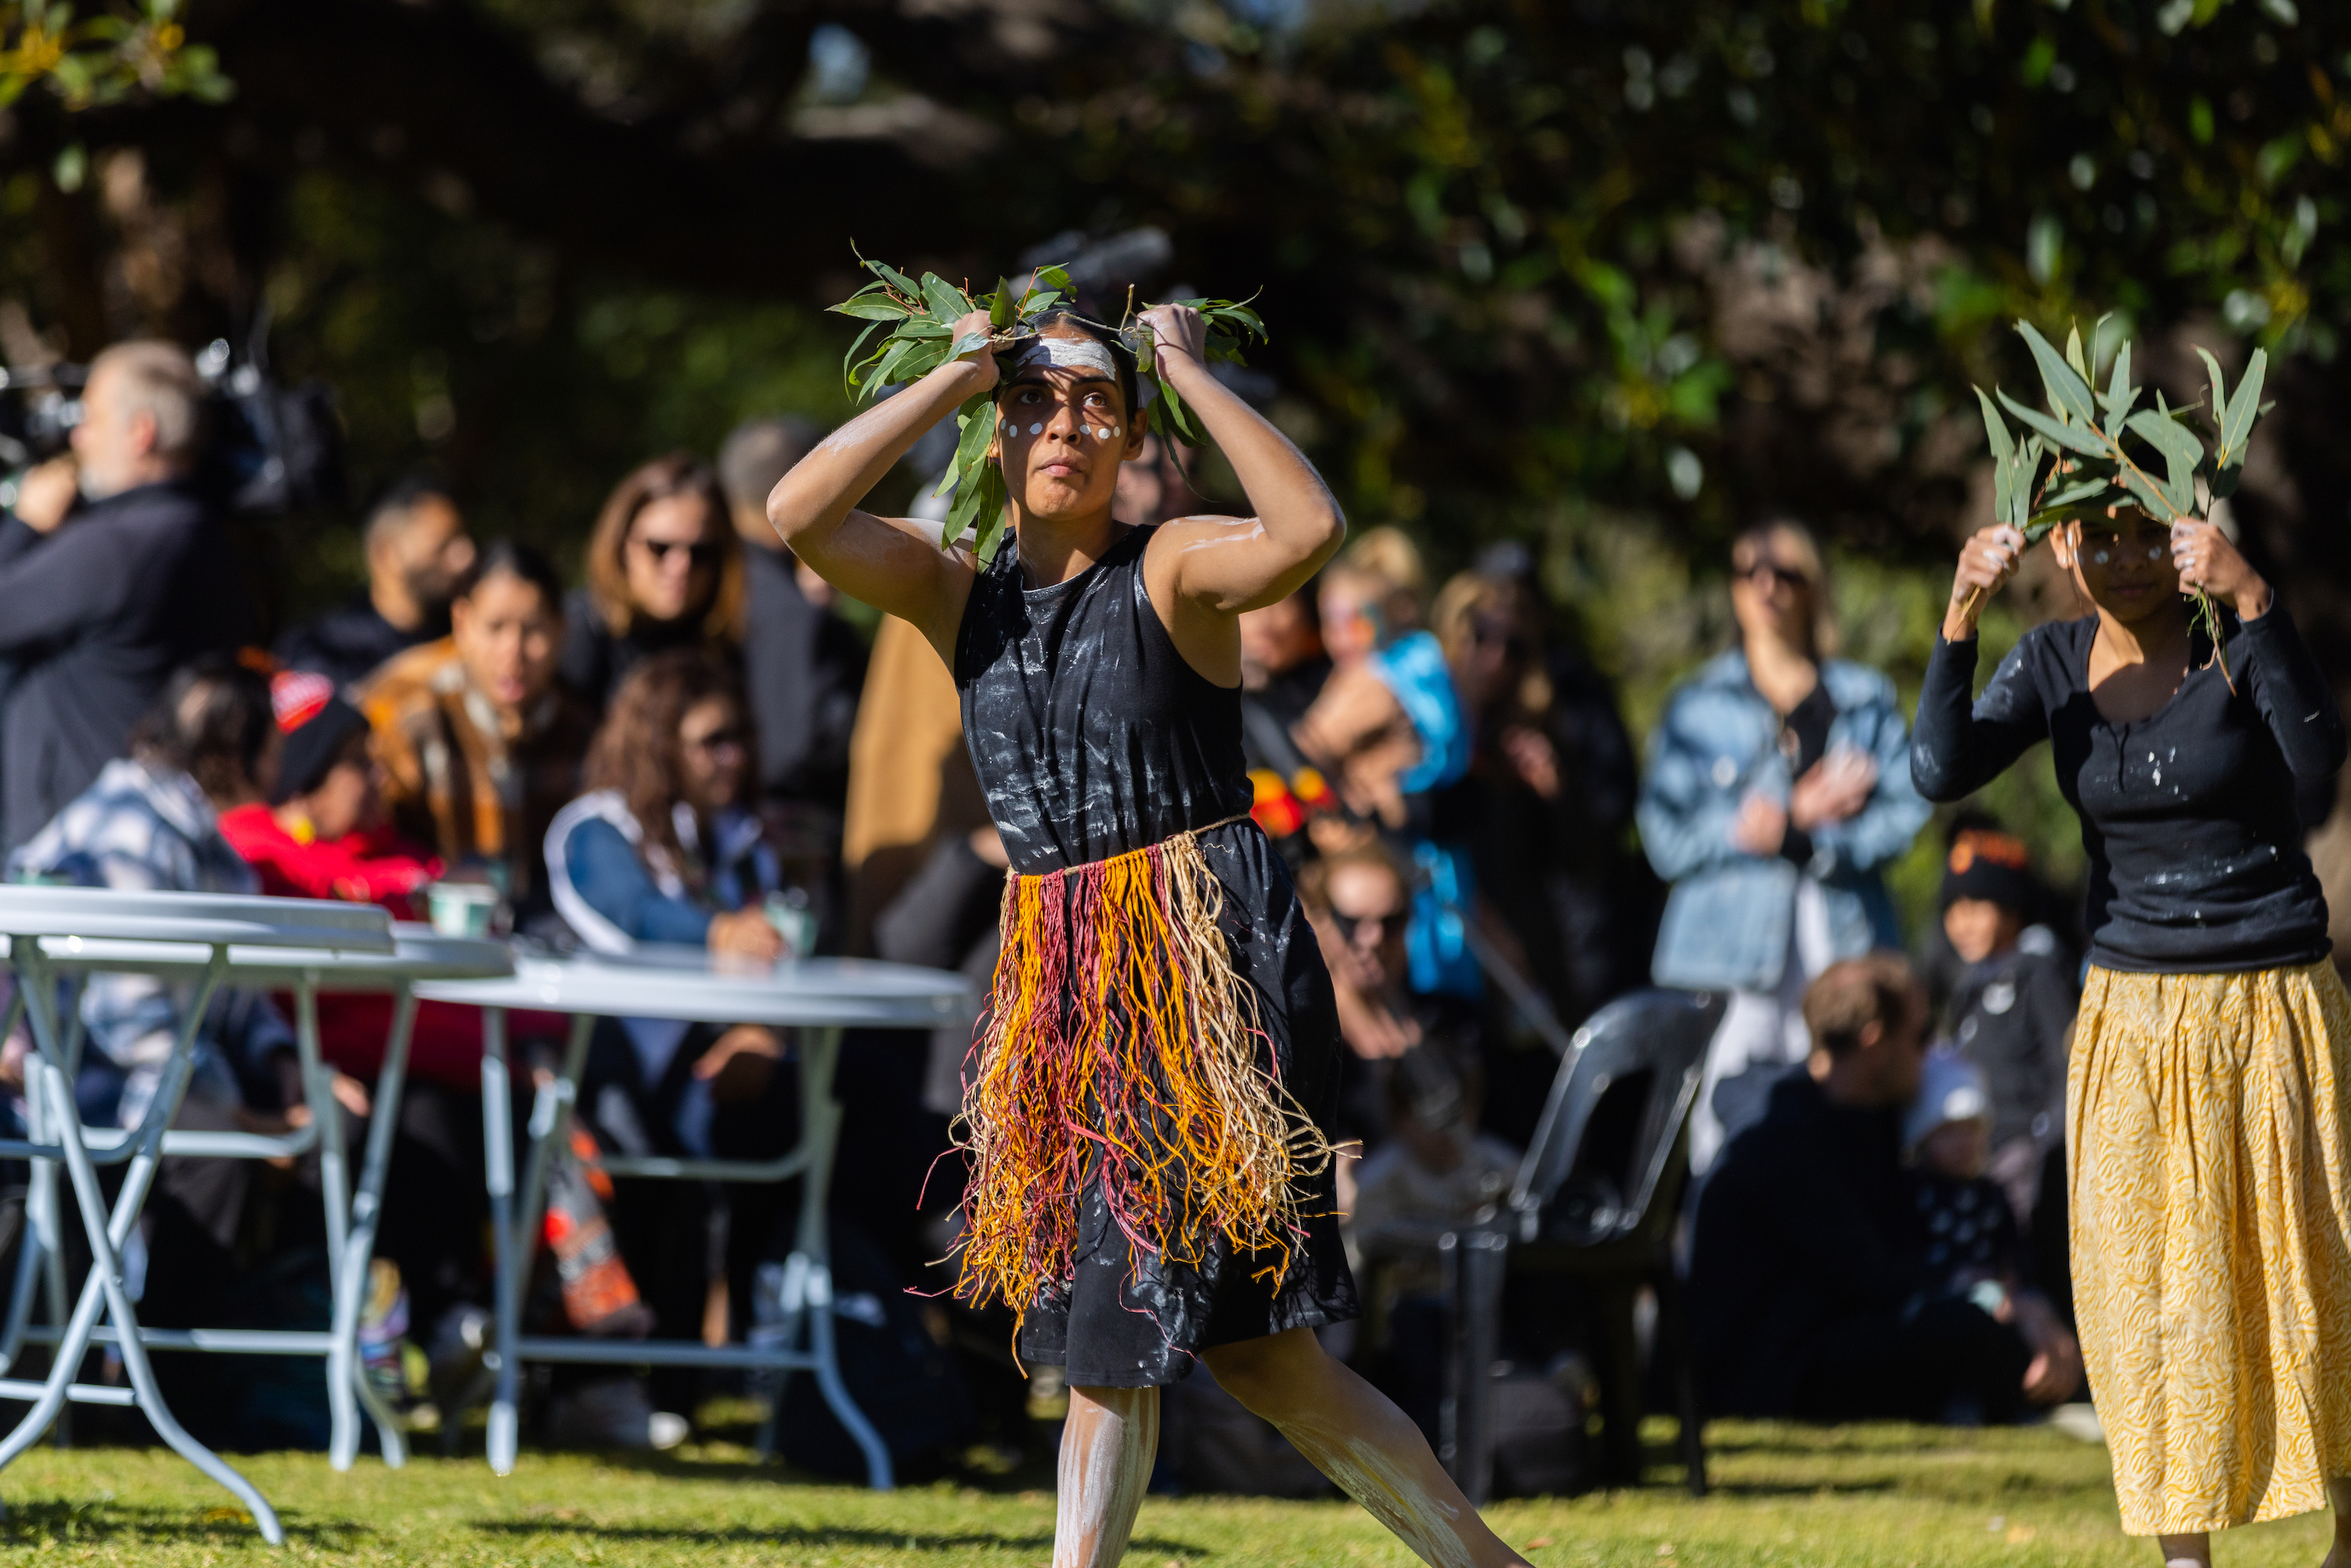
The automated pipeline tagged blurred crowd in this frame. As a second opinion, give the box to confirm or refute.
[0,337,2094,1478]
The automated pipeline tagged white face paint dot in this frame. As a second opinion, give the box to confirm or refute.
[1029,422,1043,436]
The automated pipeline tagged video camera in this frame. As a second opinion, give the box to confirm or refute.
[0,316,344,517]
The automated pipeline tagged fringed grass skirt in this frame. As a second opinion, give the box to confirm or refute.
[950,818,1354,1385]
[2071,959,2351,1534]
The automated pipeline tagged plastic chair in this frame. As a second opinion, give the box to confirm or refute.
[1499,988,1725,1494]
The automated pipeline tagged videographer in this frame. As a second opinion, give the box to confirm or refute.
[0,341,253,852]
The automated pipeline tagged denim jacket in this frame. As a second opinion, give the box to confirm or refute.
[1637,651,1928,991]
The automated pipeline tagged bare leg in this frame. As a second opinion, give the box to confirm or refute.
[2324,1478,2351,1568]
[2158,1532,2210,1568]
[1204,1328,1531,1568]
[1054,1385,1158,1568]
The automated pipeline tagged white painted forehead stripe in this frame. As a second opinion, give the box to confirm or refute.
[1009,334,1120,381]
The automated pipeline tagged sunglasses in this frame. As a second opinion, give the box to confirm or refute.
[683,726,749,756]
[1339,910,1411,943]
[634,536,721,568]
[1736,561,1811,591]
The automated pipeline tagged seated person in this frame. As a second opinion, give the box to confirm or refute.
[543,650,792,1420]
[221,670,440,914]
[7,657,337,1130]
[7,658,367,1333]
[1297,839,1482,1152]
[1904,1051,2027,1303]
[1938,821,2077,1227]
[1689,953,2081,1424]
[360,540,594,925]
[274,475,477,689]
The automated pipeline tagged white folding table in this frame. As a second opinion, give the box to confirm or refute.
[413,949,969,1487]
[0,886,394,1543]
[0,922,512,1474]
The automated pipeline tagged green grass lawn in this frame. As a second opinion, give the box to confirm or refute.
[0,1420,2329,1566]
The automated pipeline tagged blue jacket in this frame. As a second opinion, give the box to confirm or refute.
[1637,651,1927,991]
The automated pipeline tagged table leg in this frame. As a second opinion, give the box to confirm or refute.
[0,944,281,1544]
[784,1027,893,1490]
[329,986,417,1472]
[33,1059,282,1541]
[488,1012,591,1476]
[479,1008,518,1474]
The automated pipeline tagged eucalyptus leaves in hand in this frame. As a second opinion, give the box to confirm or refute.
[826,249,1268,556]
[1973,315,2271,672]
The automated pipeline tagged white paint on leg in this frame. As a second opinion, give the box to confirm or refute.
[1277,1415,1477,1568]
[1054,1386,1158,1568]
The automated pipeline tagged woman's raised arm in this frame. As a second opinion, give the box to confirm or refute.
[766,310,998,650]
[1143,305,1347,614]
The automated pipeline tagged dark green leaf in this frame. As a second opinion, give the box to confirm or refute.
[1999,389,2108,457]
[1020,290,1061,318]
[949,332,990,360]
[2193,347,2230,435]
[2016,321,2098,426]
[2125,408,2204,473]
[832,300,911,323]
[1973,386,2013,466]
[920,274,969,324]
[989,279,1016,330]
[2116,465,2175,520]
[2043,476,2112,510]
[2222,347,2267,464]
[2099,341,2137,435]
[1032,265,1073,296]
[869,260,920,299]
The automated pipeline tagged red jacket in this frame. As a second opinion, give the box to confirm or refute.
[217,806,503,1087]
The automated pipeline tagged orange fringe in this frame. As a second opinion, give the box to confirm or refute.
[950,828,1332,1327]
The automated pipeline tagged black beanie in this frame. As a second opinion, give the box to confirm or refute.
[269,670,372,806]
[1940,826,2035,913]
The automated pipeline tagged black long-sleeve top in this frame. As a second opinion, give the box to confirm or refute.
[1911,609,2344,973]
[0,483,252,852]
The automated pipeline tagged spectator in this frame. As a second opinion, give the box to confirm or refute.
[0,340,254,852]
[542,649,793,1428]
[1902,1052,2030,1301]
[1432,566,1650,1025]
[274,475,477,689]
[1637,521,1927,1172]
[560,454,742,715]
[216,669,513,1351]
[1298,841,1479,1152]
[360,540,594,919]
[1937,822,2077,1231]
[546,648,784,969]
[1297,531,1469,829]
[221,670,439,913]
[1688,954,2081,1423]
[7,658,369,1264]
[1295,531,1476,1000]
[1238,580,1330,774]
[715,417,868,818]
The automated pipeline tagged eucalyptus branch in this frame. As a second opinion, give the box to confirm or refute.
[1970,316,2270,691]
[825,248,1268,557]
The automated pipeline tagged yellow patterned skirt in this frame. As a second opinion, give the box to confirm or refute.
[2071,960,2351,1535]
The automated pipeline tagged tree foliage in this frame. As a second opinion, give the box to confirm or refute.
[0,0,226,109]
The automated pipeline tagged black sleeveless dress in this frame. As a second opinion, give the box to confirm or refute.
[954,522,1358,1385]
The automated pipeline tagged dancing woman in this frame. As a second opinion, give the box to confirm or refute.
[1915,507,2350,1561]
[769,302,1531,1568]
